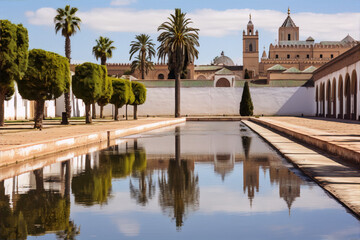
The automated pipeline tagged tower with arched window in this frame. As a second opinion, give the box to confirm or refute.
[243,14,259,78]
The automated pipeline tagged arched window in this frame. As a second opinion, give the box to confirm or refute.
[288,34,291,40]
[158,73,164,80]
[249,44,253,52]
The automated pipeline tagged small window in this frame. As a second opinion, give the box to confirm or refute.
[158,74,164,80]
[296,55,299,58]
[287,54,290,59]
[288,34,291,40]
[320,54,323,59]
[331,54,334,59]
[249,44,253,52]
[275,54,279,59]
[249,30,252,35]
[306,54,310,59]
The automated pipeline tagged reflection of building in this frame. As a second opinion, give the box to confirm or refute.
[214,153,235,181]
[270,167,301,213]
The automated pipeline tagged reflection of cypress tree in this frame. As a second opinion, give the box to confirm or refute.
[158,160,199,229]
[15,191,71,235]
[129,150,155,206]
[0,181,27,240]
[242,136,252,160]
[110,152,135,178]
[71,154,112,206]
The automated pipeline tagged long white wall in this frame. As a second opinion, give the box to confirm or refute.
[54,86,315,117]
[100,87,314,117]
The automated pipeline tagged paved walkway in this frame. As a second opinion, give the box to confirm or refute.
[243,117,360,217]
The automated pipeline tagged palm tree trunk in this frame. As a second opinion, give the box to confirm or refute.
[134,105,138,120]
[34,99,45,129]
[141,52,145,79]
[114,106,119,121]
[175,72,181,118]
[92,103,96,119]
[65,35,72,118]
[85,103,92,124]
[0,89,5,126]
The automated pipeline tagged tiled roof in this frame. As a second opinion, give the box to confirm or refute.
[284,67,301,73]
[267,64,287,71]
[215,68,234,75]
[302,66,317,73]
[281,16,297,28]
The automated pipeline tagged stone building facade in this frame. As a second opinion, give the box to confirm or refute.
[313,44,360,120]
[245,8,358,78]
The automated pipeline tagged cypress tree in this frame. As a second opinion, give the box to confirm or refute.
[130,81,147,120]
[18,49,70,129]
[240,81,253,116]
[0,20,29,126]
[110,78,130,121]
[72,62,107,124]
[125,79,135,120]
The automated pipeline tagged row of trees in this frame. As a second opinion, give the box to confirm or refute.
[72,62,147,124]
[54,5,199,120]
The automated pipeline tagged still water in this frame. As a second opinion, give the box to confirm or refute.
[0,122,359,240]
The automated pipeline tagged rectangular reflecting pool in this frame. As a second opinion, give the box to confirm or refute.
[0,122,359,240]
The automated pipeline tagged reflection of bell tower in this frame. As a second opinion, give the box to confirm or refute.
[243,158,259,206]
[243,14,259,78]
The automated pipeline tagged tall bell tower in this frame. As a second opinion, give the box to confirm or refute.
[243,14,259,78]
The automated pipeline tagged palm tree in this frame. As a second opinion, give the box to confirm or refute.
[129,34,156,79]
[92,36,116,118]
[130,55,154,76]
[54,5,81,121]
[92,36,116,66]
[157,9,199,118]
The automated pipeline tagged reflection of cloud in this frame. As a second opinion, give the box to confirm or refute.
[72,185,339,215]
[320,227,360,240]
[25,7,360,39]
[116,218,140,237]
[199,186,339,214]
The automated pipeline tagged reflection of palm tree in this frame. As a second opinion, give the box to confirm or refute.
[56,221,80,240]
[158,159,199,229]
[242,136,252,159]
[130,171,155,206]
[129,149,154,206]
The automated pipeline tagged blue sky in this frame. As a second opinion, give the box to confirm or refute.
[1,0,359,65]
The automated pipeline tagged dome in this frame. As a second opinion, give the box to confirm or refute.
[213,51,235,66]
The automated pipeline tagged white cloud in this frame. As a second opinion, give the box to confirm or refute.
[25,7,57,26]
[110,0,136,6]
[25,7,360,41]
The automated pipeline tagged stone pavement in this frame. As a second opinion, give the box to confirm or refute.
[251,117,360,166]
[243,118,360,217]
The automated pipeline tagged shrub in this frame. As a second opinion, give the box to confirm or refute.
[239,81,253,116]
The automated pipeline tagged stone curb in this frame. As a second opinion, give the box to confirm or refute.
[0,118,186,167]
[250,117,360,166]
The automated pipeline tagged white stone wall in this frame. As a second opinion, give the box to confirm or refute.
[55,86,315,118]
[133,87,315,116]
[4,83,56,120]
